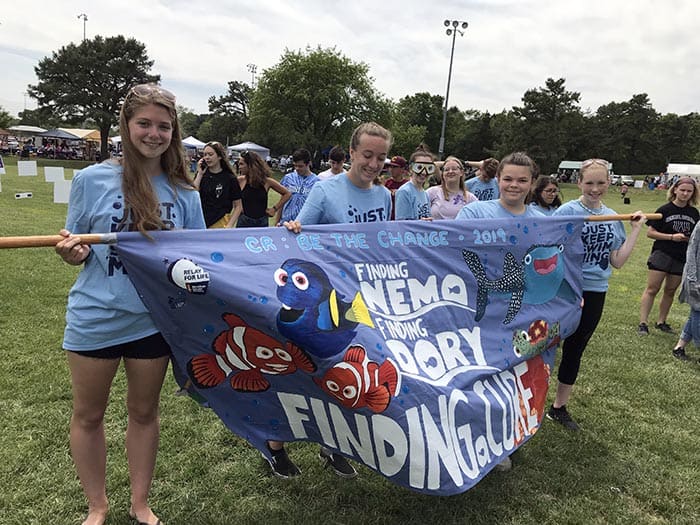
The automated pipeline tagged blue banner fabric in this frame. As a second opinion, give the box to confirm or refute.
[115,217,585,495]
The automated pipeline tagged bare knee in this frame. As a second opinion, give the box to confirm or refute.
[644,284,661,297]
[72,407,106,431]
[127,402,160,426]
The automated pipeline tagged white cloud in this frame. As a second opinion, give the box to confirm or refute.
[1,0,698,118]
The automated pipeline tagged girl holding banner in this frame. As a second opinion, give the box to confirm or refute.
[455,150,542,471]
[548,159,645,431]
[455,151,543,220]
[281,122,393,479]
[54,84,205,525]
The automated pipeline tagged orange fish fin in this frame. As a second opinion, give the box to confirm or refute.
[212,331,230,356]
[286,342,317,373]
[187,354,226,388]
[222,312,246,328]
[230,370,269,392]
[364,387,391,413]
[343,345,366,364]
[378,359,400,396]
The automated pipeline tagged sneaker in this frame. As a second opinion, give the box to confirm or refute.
[637,323,649,335]
[655,322,674,334]
[494,455,512,472]
[264,447,301,479]
[672,347,690,361]
[546,404,580,431]
[319,447,357,478]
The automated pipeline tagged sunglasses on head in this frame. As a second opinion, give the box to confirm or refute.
[129,84,176,103]
[581,158,609,169]
[410,162,436,176]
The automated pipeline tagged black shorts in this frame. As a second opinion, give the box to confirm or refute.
[66,332,171,360]
[647,250,685,276]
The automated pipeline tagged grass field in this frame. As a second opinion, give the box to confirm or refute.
[1,157,699,525]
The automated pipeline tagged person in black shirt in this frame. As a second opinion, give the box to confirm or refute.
[638,177,700,335]
[193,141,242,228]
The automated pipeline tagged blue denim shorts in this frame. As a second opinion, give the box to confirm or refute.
[680,309,700,346]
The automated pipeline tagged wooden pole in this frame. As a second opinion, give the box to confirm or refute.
[0,233,117,249]
[0,214,663,249]
[587,213,661,222]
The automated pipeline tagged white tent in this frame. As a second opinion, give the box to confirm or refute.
[228,141,270,159]
[667,163,700,178]
[8,125,47,134]
[182,136,206,149]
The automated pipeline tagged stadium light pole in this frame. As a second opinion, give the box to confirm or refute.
[247,63,257,88]
[77,13,88,42]
[438,19,468,160]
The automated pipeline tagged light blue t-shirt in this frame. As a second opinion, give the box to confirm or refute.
[395,182,431,220]
[295,173,392,224]
[530,202,558,216]
[279,171,319,223]
[554,200,626,292]
[466,177,499,201]
[456,199,545,220]
[63,162,206,351]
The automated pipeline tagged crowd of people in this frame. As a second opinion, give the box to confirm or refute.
[53,84,699,525]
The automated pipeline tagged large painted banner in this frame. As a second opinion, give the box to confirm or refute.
[116,217,585,495]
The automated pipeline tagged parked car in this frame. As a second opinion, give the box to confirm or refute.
[612,175,634,186]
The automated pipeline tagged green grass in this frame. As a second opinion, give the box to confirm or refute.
[1,160,699,525]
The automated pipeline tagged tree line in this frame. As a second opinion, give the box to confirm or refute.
[6,36,700,174]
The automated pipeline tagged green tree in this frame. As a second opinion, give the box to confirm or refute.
[458,110,497,162]
[685,113,700,164]
[248,46,390,159]
[392,93,444,154]
[592,94,659,173]
[0,106,16,129]
[510,78,584,173]
[203,81,251,145]
[16,107,67,128]
[654,113,693,165]
[177,105,200,139]
[28,35,159,159]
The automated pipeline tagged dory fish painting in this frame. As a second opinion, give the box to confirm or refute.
[188,313,316,392]
[313,345,401,413]
[462,244,576,324]
[275,259,375,358]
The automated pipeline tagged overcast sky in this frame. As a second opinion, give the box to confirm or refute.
[1,0,698,121]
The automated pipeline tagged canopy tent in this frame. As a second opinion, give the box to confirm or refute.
[60,128,101,142]
[182,136,206,149]
[37,129,81,140]
[558,160,613,172]
[228,141,270,159]
[667,163,700,178]
[8,125,46,134]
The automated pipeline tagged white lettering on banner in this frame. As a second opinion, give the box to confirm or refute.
[277,359,539,490]
[359,274,471,316]
[353,262,485,386]
[384,328,492,384]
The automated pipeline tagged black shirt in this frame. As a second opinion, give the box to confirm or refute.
[648,201,700,262]
[199,169,242,227]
